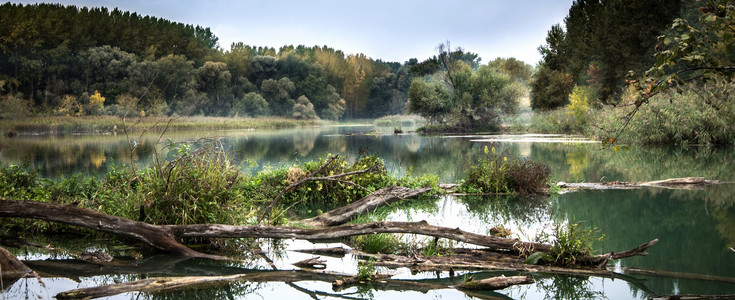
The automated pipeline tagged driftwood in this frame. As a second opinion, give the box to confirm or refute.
[0,199,224,260]
[455,275,534,290]
[651,295,735,300]
[293,256,327,269]
[293,246,350,257]
[558,177,722,192]
[0,199,656,269]
[53,268,531,299]
[303,185,433,226]
[0,246,34,286]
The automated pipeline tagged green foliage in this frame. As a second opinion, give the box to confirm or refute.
[628,0,735,102]
[407,42,524,131]
[292,95,319,120]
[595,81,735,146]
[549,222,604,267]
[537,0,682,104]
[356,257,377,281]
[352,234,405,254]
[530,65,575,111]
[0,94,32,119]
[421,238,454,257]
[233,92,269,117]
[459,146,551,195]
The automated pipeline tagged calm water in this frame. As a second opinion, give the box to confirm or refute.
[2,126,735,299]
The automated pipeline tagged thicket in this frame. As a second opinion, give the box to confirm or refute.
[459,146,551,195]
[0,146,439,231]
[531,80,735,146]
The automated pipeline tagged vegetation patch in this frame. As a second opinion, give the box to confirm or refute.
[459,146,551,195]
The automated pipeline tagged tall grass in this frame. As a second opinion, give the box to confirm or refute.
[531,80,735,146]
[0,116,321,133]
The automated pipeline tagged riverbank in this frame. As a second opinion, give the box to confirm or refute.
[1,116,323,135]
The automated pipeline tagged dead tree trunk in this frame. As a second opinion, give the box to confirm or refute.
[303,186,433,226]
[558,177,723,191]
[0,199,223,260]
[0,246,33,286]
[455,275,534,291]
[0,199,655,268]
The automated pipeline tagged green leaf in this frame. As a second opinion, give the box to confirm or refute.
[524,252,545,265]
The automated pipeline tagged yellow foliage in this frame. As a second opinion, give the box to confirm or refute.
[566,85,591,125]
[57,95,84,116]
[89,90,105,109]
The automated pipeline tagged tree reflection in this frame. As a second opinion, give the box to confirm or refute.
[534,275,606,300]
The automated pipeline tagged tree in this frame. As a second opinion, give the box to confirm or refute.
[628,0,735,103]
[408,42,522,130]
[530,65,575,110]
[232,92,269,117]
[320,84,345,120]
[292,95,318,120]
[197,61,232,115]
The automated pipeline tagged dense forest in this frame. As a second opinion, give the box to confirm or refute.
[0,2,532,121]
[531,0,686,109]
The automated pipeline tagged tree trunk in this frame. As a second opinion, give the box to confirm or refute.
[455,275,534,291]
[0,199,223,260]
[303,186,432,226]
[558,177,722,191]
[0,246,33,286]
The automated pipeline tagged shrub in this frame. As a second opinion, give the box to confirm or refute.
[460,146,551,195]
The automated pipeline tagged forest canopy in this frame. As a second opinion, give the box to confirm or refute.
[0,3,530,121]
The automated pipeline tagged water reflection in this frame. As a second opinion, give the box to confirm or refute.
[3,128,735,299]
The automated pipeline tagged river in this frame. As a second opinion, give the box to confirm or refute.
[1,125,734,299]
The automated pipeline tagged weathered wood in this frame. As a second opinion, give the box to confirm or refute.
[623,267,735,284]
[586,239,659,267]
[558,177,722,191]
[0,199,224,260]
[651,295,735,300]
[303,186,433,226]
[164,220,552,254]
[455,275,534,290]
[293,246,350,257]
[0,246,33,285]
[293,256,327,269]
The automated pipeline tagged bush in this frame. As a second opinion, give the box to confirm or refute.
[459,146,551,195]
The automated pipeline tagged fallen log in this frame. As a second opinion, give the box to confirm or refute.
[557,177,723,192]
[455,275,534,291]
[651,295,735,300]
[303,185,433,226]
[293,256,327,269]
[0,199,224,260]
[1,246,34,286]
[0,199,655,268]
[164,220,551,254]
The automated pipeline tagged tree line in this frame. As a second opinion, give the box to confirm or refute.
[0,3,533,122]
[531,0,686,110]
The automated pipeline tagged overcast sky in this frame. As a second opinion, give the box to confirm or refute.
[15,0,572,65]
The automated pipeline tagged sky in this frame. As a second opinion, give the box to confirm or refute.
[15,0,573,65]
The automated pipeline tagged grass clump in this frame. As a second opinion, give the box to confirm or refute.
[527,222,604,267]
[459,146,551,195]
